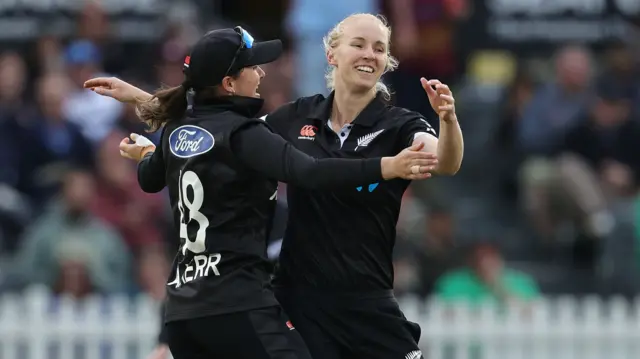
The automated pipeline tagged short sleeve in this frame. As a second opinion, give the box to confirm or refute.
[398,114,437,149]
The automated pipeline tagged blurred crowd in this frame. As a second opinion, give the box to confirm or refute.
[0,0,639,306]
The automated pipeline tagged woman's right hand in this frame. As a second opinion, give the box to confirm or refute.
[381,142,438,180]
[119,133,156,162]
[84,77,151,104]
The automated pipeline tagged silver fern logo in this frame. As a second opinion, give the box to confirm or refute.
[355,129,384,151]
[405,350,422,359]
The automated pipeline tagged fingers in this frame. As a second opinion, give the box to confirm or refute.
[119,137,131,148]
[407,172,432,180]
[91,87,116,98]
[119,137,137,160]
[435,83,451,94]
[420,77,437,98]
[407,141,425,152]
[410,158,438,168]
[437,89,455,113]
[405,150,436,160]
[83,77,112,89]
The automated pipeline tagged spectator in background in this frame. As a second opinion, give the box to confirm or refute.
[90,131,166,254]
[137,244,170,301]
[285,0,378,97]
[558,86,640,266]
[0,53,34,249]
[495,67,537,203]
[518,45,594,242]
[435,243,540,305]
[383,0,467,116]
[415,208,461,297]
[35,36,64,75]
[394,207,461,298]
[17,73,93,207]
[62,40,123,144]
[9,169,131,296]
[0,52,29,191]
[0,52,28,122]
[518,45,593,157]
[598,41,640,118]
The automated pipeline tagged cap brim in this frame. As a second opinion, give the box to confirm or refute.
[244,39,283,67]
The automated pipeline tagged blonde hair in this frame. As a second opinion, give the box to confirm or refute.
[323,13,399,100]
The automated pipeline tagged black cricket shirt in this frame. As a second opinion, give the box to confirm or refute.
[265,92,437,291]
[136,96,386,322]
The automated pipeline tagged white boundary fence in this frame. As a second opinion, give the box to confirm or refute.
[1,287,640,359]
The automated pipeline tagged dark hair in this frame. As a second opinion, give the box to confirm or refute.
[136,85,187,133]
[137,71,243,133]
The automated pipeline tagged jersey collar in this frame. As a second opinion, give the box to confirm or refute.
[308,91,388,127]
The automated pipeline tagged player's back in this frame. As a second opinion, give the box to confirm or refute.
[160,109,279,322]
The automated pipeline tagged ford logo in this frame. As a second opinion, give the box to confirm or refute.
[169,125,215,158]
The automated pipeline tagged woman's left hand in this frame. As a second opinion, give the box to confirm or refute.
[421,78,457,122]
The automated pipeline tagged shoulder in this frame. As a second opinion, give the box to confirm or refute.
[266,94,326,122]
[383,105,425,125]
[383,105,437,137]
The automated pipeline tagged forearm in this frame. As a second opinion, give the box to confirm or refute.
[232,123,383,189]
[137,152,166,193]
[133,88,153,104]
[436,116,463,175]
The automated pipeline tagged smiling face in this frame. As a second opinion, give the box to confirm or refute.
[222,65,265,98]
[326,15,394,95]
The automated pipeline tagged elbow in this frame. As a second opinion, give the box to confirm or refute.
[435,164,460,176]
[435,158,462,176]
[137,171,165,193]
[138,180,165,193]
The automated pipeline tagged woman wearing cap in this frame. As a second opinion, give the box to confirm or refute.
[95,26,436,359]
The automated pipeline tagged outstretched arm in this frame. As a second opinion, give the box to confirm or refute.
[84,77,153,104]
[230,122,436,189]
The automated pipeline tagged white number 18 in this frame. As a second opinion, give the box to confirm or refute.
[178,170,209,255]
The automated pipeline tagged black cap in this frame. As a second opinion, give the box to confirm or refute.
[183,27,282,89]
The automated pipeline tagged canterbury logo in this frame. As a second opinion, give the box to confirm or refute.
[355,129,384,150]
[405,350,422,359]
[298,125,317,140]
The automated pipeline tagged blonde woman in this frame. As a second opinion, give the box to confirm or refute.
[86,14,462,359]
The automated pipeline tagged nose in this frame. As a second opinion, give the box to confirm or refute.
[362,46,375,60]
[257,66,265,78]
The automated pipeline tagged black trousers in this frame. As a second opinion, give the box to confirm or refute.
[166,306,313,359]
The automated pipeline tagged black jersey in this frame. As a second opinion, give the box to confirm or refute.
[136,96,386,322]
[265,93,437,291]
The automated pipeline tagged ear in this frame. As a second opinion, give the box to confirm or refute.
[326,50,337,67]
[221,76,235,94]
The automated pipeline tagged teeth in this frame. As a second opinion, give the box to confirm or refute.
[356,66,374,73]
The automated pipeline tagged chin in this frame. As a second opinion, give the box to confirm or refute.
[349,80,376,94]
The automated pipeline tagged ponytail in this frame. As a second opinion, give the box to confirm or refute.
[136,85,189,133]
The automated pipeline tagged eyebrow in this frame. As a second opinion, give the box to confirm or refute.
[351,37,386,46]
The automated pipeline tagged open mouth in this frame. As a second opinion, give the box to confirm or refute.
[355,65,374,74]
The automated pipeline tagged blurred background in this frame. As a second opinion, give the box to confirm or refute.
[0,0,639,358]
